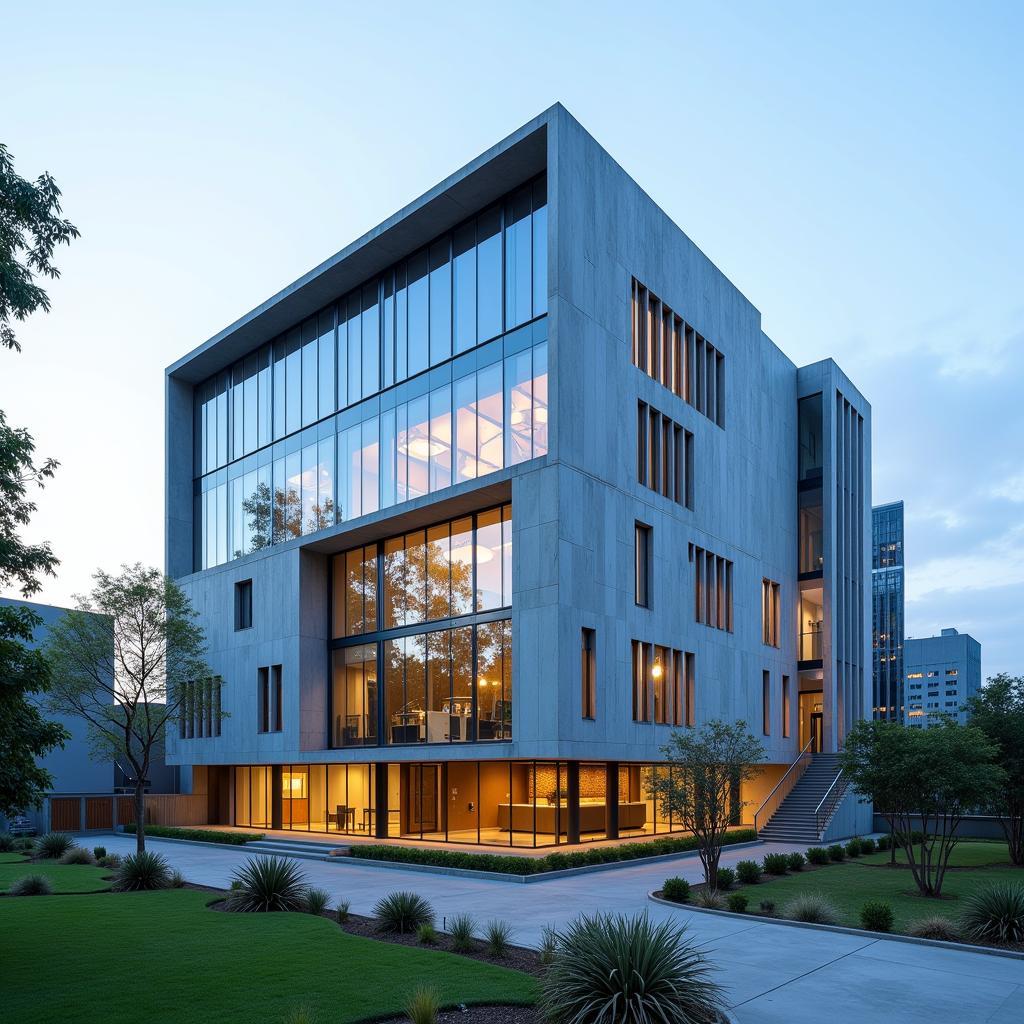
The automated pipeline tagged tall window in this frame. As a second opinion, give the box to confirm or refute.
[635,523,652,608]
[782,674,791,738]
[637,400,693,508]
[761,578,780,647]
[762,670,771,736]
[581,627,596,720]
[258,666,283,734]
[179,678,222,739]
[691,544,733,631]
[235,579,253,631]
[631,641,683,725]
[685,652,696,727]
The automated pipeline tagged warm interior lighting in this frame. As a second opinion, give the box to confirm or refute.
[652,661,664,681]
[449,542,494,564]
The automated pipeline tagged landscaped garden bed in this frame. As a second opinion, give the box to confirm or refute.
[120,824,264,845]
[653,837,1024,952]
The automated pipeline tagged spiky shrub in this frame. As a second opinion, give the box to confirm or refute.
[448,912,476,952]
[784,892,838,925]
[827,844,846,862]
[844,839,862,858]
[858,837,876,855]
[112,851,172,892]
[34,832,73,860]
[8,874,53,896]
[759,899,776,916]
[227,856,307,912]
[484,919,513,957]
[92,846,107,860]
[876,835,891,851]
[762,853,789,876]
[786,852,805,872]
[404,987,440,1024]
[0,832,15,853]
[661,877,691,903]
[304,887,331,916]
[694,889,726,910]
[715,868,735,891]
[860,900,894,933]
[417,922,437,945]
[539,926,558,966]
[960,883,1024,945]
[540,913,727,1024]
[282,1006,317,1024]
[736,860,761,884]
[727,893,748,913]
[59,846,94,865]
[373,891,435,933]
[806,847,830,865]
[335,898,350,924]
[170,869,186,889]
[908,916,960,942]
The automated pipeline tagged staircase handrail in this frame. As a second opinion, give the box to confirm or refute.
[754,738,813,834]
[814,768,849,834]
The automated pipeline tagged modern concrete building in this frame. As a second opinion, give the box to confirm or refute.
[904,627,982,727]
[164,104,872,847]
[871,501,905,720]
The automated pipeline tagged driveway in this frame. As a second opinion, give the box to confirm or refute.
[92,834,1024,1023]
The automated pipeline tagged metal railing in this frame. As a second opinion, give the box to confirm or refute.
[754,738,813,834]
[814,769,849,834]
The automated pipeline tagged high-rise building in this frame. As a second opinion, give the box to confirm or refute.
[871,501,905,720]
[904,627,982,727]
[164,105,873,846]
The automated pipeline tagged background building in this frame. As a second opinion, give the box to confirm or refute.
[871,501,905,720]
[164,104,873,846]
[904,627,981,727]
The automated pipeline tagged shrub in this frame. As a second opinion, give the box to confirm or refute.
[92,846,107,860]
[8,874,53,896]
[374,891,435,934]
[34,832,73,860]
[484,918,513,957]
[876,834,891,851]
[228,856,307,912]
[858,837,876,855]
[539,913,726,1024]
[539,926,558,966]
[335,898,350,924]
[661,876,691,903]
[170,869,186,888]
[112,851,172,892]
[759,899,776,916]
[15,837,34,852]
[845,839,862,858]
[405,986,440,1024]
[59,846,94,865]
[786,852,805,872]
[448,912,476,952]
[960,883,1024,945]
[230,879,242,890]
[806,847,830,865]
[120,824,262,845]
[784,892,839,925]
[727,893,748,913]
[0,832,15,852]
[736,860,761,884]
[305,887,331,916]
[715,867,735,891]
[827,844,846,862]
[860,900,894,933]
[417,922,437,945]
[908,916,961,942]
[694,889,726,910]
[98,853,122,870]
[762,853,789,876]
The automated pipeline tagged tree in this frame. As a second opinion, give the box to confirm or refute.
[44,564,217,852]
[0,142,80,352]
[646,720,765,888]
[965,674,1024,866]
[841,719,1003,896]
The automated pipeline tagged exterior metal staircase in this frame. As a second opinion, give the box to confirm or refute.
[755,752,847,843]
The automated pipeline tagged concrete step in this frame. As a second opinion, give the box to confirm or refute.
[244,839,348,862]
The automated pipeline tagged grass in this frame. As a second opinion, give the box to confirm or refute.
[729,841,1023,933]
[0,887,537,1023]
[0,858,112,894]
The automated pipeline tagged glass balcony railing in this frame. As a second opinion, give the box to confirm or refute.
[800,630,823,661]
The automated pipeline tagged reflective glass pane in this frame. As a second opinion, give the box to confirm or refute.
[429,239,451,365]
[404,530,426,625]
[380,407,396,510]
[361,417,379,516]
[426,522,451,621]
[301,317,318,427]
[382,536,405,630]
[361,282,379,397]
[505,349,533,466]
[505,187,532,329]
[285,451,302,538]
[532,178,548,317]
[502,504,513,608]
[426,629,451,740]
[347,293,362,406]
[476,508,502,611]
[407,251,429,376]
[428,385,452,492]
[477,361,503,476]
[476,206,502,341]
[285,329,301,435]
[301,442,317,535]
[454,374,477,483]
[453,222,477,354]
[451,625,473,742]
[449,517,474,617]
[405,395,430,500]
[317,436,335,530]
[318,306,336,419]
[533,342,549,457]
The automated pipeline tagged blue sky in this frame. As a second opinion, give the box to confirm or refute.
[1,1,1021,674]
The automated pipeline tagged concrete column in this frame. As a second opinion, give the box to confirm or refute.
[271,765,283,830]
[566,762,580,845]
[604,762,619,840]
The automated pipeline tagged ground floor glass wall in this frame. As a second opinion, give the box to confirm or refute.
[232,761,686,847]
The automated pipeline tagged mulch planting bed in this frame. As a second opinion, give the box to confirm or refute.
[378,1007,542,1024]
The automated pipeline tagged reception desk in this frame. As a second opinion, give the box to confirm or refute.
[497,801,647,835]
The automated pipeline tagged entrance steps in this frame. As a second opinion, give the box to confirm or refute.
[242,838,349,862]
[757,753,843,843]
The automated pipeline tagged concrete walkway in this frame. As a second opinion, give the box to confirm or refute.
[92,833,1024,1023]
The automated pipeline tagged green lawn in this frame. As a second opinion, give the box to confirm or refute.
[0,887,538,1024]
[0,856,112,893]
[732,841,1024,932]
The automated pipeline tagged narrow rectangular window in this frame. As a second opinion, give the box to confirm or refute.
[235,579,253,631]
[258,667,269,733]
[581,627,596,719]
[637,401,648,487]
[694,546,703,623]
[635,523,652,608]
[272,665,283,732]
[685,652,695,727]
[631,639,650,723]
[782,675,791,738]
[213,678,222,738]
[725,560,734,632]
[716,351,726,427]
[685,431,694,509]
[672,652,682,726]
[762,670,771,736]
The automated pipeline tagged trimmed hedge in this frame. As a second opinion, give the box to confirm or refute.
[121,825,263,846]
[347,829,758,876]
